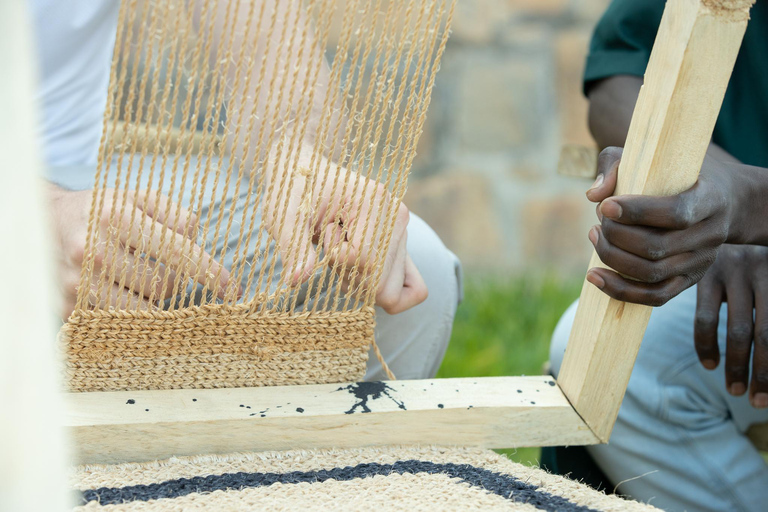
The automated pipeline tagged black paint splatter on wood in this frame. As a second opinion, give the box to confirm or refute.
[337,382,406,414]
[547,381,556,387]
[145,409,149,412]
[437,404,444,409]
[126,399,135,405]
[516,390,522,394]
[192,398,197,402]
[296,408,304,413]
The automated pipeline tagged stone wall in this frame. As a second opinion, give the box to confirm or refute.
[405,0,611,277]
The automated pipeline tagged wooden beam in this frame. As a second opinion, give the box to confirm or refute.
[65,376,598,464]
[0,1,71,509]
[558,0,754,442]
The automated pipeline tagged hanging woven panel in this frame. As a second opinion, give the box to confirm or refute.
[61,0,454,392]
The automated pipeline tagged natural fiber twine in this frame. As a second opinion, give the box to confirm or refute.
[62,305,372,392]
[61,0,456,391]
[72,446,660,511]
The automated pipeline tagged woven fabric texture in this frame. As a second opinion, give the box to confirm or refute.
[62,306,372,392]
[71,446,660,511]
[61,0,455,391]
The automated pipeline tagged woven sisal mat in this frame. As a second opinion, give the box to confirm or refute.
[72,446,659,511]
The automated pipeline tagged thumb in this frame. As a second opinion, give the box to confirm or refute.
[587,146,622,203]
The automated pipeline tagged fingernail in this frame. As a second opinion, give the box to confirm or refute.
[730,382,746,396]
[588,226,599,247]
[753,393,768,409]
[586,271,605,290]
[701,359,717,370]
[601,199,622,220]
[588,174,604,192]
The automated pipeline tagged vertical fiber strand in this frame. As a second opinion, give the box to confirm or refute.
[74,0,136,311]
[365,0,455,308]
[99,0,177,309]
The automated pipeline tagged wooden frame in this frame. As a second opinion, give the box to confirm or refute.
[54,0,754,464]
[1,1,71,508]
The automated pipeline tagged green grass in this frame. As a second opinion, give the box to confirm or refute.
[436,275,581,466]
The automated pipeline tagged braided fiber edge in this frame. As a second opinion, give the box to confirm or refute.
[61,305,373,392]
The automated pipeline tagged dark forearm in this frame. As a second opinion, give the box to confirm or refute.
[587,75,641,150]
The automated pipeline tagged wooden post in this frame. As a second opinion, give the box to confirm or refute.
[558,0,755,442]
[0,1,71,509]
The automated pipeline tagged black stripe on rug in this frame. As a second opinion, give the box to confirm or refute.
[80,460,600,511]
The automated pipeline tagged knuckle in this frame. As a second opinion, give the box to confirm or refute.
[645,237,668,261]
[728,323,753,344]
[694,311,719,332]
[755,326,768,347]
[673,198,695,228]
[646,262,669,284]
[598,147,623,166]
[754,370,768,386]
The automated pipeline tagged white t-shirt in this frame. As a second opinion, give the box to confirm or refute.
[30,0,119,167]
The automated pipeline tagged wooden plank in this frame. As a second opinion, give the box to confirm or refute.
[0,1,71,510]
[65,376,599,464]
[558,0,754,442]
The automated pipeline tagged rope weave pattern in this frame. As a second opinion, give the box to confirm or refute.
[64,0,455,392]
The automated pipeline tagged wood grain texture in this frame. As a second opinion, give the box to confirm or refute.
[558,0,754,442]
[65,377,599,464]
[0,1,71,510]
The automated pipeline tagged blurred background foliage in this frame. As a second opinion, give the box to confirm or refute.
[437,276,582,466]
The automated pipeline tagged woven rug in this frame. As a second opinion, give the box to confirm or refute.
[72,446,659,511]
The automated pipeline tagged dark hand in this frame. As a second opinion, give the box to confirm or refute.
[585,147,738,306]
[694,244,768,408]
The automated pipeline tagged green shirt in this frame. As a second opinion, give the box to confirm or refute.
[584,0,768,168]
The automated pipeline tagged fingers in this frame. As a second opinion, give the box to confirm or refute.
[586,267,693,307]
[586,147,622,203]
[133,191,200,239]
[281,215,318,286]
[402,253,428,306]
[598,178,720,230]
[590,225,716,285]
[724,277,754,397]
[751,288,768,407]
[116,212,231,297]
[117,248,177,300]
[85,283,154,311]
[375,235,408,314]
[599,218,727,261]
[694,275,724,370]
